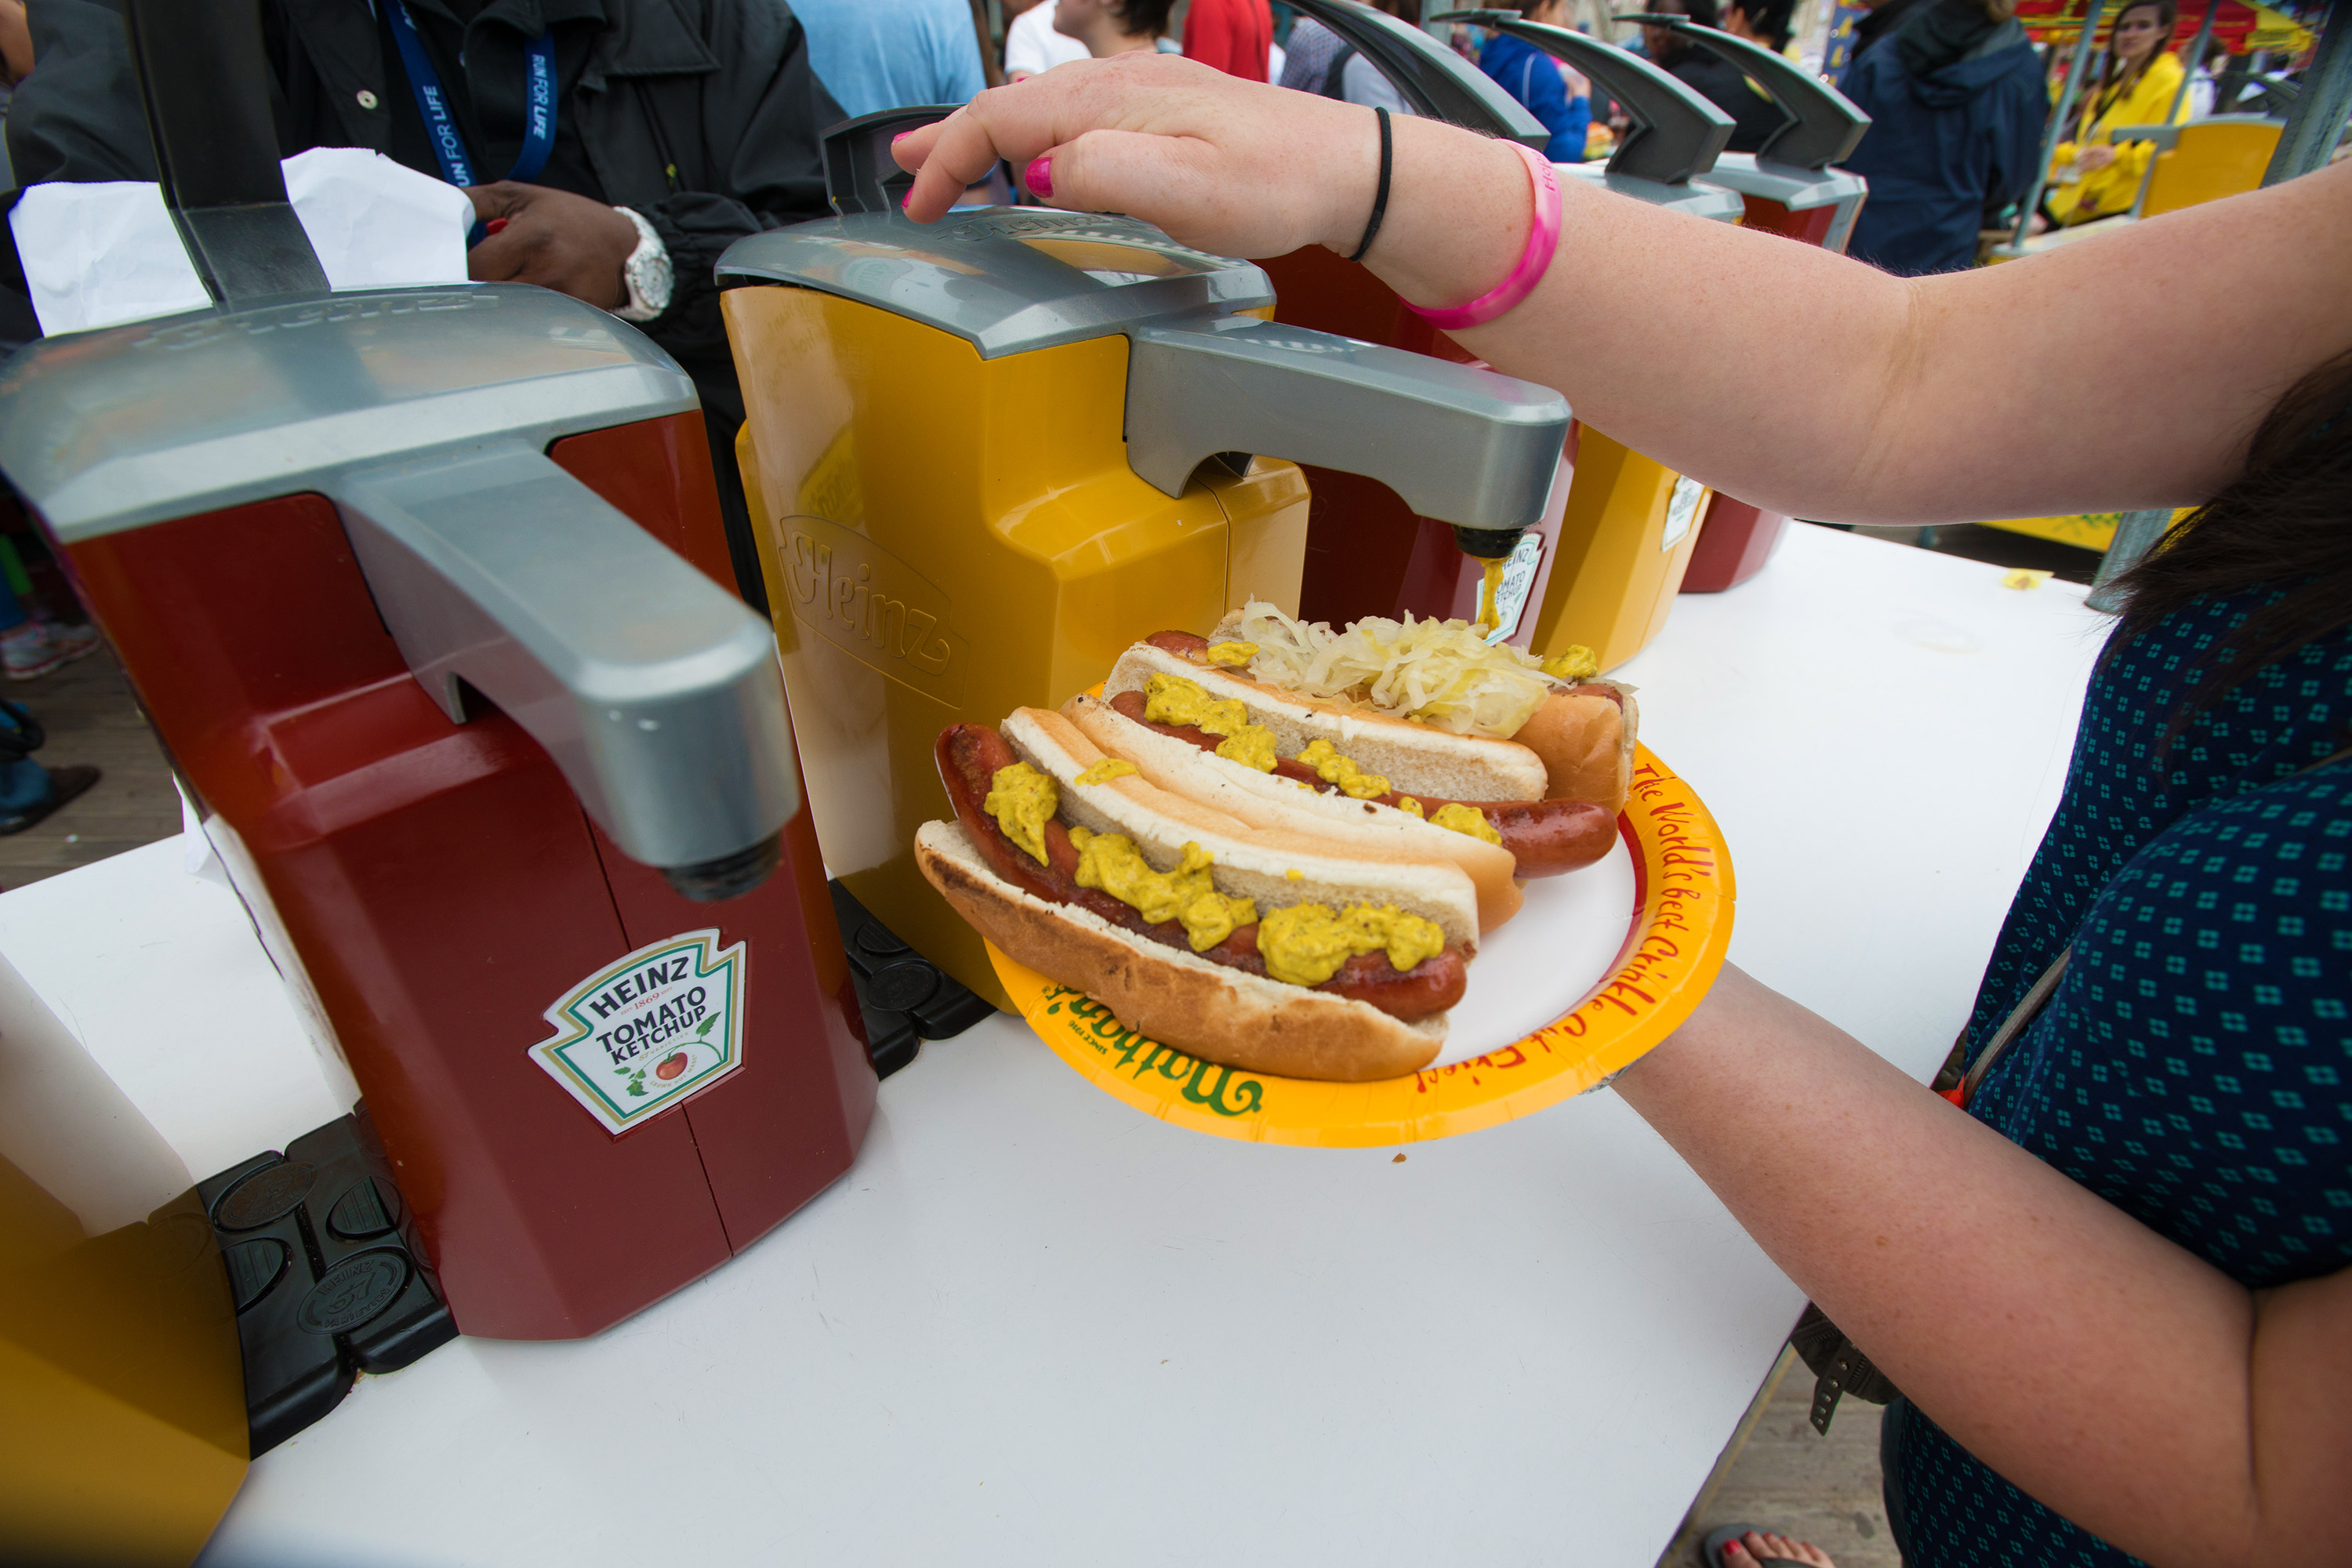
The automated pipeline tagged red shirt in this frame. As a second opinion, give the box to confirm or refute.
[1180,0,1272,81]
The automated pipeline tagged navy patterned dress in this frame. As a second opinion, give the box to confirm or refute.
[1883,585,2352,1566]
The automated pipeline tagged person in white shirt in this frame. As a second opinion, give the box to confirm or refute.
[1004,0,1090,79]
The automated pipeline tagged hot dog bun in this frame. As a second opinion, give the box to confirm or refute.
[1513,684,1639,815]
[1106,642,1552,804]
[915,821,1446,1081]
[1001,706,1479,944]
[1062,691,1526,934]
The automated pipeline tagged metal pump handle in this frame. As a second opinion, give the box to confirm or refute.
[124,0,329,302]
[823,105,961,216]
[1123,316,1570,535]
[1431,10,1733,184]
[1612,13,1868,169]
[335,442,802,892]
[1283,0,1548,146]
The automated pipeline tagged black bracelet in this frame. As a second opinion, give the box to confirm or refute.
[1345,106,1393,264]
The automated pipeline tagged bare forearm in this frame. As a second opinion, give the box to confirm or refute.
[898,60,2352,524]
[1352,120,1913,519]
[1358,118,2352,524]
[1612,966,2293,1565]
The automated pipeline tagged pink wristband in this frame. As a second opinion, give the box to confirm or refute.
[1402,142,1561,332]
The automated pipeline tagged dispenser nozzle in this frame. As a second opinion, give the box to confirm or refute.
[1452,524,1528,561]
[662,835,784,902]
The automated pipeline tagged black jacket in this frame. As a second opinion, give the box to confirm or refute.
[1666,53,1788,156]
[8,0,843,425]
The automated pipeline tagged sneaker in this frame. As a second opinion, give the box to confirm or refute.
[0,620,100,681]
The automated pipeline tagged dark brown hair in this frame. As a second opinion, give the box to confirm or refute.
[1728,0,1798,52]
[1111,0,1174,35]
[2106,349,2352,745]
[2095,0,2176,101]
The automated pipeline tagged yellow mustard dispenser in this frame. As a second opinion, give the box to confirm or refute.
[1527,431,1715,673]
[1457,13,1746,673]
[0,966,246,1565]
[717,118,1571,1007]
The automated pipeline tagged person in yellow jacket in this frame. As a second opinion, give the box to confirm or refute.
[2045,0,2189,224]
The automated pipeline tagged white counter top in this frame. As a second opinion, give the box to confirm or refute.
[7,524,2107,1566]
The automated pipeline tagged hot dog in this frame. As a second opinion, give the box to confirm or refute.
[915,706,1482,1080]
[1100,688,1613,879]
[1145,614,1638,815]
[933,724,1466,1020]
[1056,618,1633,935]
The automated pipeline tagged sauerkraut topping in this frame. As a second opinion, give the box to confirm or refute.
[1215,601,1563,738]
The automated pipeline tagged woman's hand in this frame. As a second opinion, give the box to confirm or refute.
[891,53,1533,319]
[892,54,1381,260]
[2075,143,2118,174]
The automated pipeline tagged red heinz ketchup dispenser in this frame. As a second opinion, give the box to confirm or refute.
[1620,13,1871,595]
[0,0,874,1338]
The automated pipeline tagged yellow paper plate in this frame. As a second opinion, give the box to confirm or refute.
[987,744,1734,1146]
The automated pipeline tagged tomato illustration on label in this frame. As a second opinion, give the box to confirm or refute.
[656,1052,688,1081]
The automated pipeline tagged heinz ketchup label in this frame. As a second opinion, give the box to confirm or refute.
[528,930,747,1135]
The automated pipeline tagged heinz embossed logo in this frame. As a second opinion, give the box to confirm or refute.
[779,513,968,704]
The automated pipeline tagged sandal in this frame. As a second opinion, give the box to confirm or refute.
[0,764,100,836]
[1701,1524,1817,1568]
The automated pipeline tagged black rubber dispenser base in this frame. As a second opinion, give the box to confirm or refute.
[829,879,996,1079]
[198,1109,455,1456]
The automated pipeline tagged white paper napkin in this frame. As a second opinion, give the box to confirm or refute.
[10,146,475,336]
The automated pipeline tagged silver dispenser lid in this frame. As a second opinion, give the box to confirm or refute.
[0,285,696,543]
[0,287,800,884]
[716,209,1275,361]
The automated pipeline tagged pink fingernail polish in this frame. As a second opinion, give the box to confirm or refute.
[891,130,911,143]
[1025,155,1053,198]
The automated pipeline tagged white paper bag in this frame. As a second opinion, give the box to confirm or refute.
[10,146,476,336]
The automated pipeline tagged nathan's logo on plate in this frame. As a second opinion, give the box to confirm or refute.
[528,930,747,1137]
[779,514,968,705]
[1040,984,1265,1117]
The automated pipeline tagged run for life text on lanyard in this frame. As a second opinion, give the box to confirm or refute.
[386,2,556,243]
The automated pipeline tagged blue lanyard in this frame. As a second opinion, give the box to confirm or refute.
[385,2,557,194]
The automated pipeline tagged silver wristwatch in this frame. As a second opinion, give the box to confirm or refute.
[613,205,673,323]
